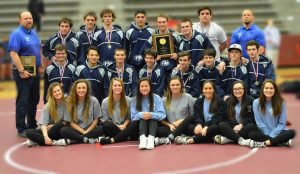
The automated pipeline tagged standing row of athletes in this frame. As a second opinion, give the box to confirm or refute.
[9,7,295,149]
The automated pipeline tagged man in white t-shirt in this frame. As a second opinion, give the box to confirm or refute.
[193,6,227,62]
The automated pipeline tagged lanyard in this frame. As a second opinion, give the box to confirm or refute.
[58,31,71,45]
[59,64,66,84]
[180,71,189,87]
[117,65,124,80]
[86,28,94,44]
[106,28,113,45]
[251,58,259,80]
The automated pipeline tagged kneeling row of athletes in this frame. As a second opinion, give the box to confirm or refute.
[26,77,296,150]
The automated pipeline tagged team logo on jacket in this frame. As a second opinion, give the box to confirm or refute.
[134,55,143,61]
[160,60,170,66]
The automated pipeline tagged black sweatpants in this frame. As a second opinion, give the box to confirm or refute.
[60,125,104,143]
[26,120,65,145]
[218,122,258,143]
[102,120,139,142]
[193,124,220,144]
[139,119,158,136]
[249,129,296,146]
[156,117,195,138]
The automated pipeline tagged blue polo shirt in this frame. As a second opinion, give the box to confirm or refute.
[8,25,41,67]
[230,24,265,59]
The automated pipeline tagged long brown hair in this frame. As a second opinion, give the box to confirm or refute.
[108,78,128,118]
[259,79,283,117]
[47,82,66,123]
[67,79,91,123]
[227,81,247,120]
[164,76,184,110]
[136,77,154,112]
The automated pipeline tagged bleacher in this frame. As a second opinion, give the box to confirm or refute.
[0,0,80,40]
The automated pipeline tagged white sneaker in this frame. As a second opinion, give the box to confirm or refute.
[146,135,155,150]
[26,139,38,147]
[154,137,171,145]
[52,139,67,146]
[281,139,293,147]
[139,135,147,150]
[249,140,266,148]
[238,138,251,147]
[214,135,233,144]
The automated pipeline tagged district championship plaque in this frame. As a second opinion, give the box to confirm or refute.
[20,56,36,76]
[152,33,174,58]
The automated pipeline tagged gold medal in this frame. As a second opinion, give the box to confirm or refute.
[108,44,112,49]
[255,81,259,86]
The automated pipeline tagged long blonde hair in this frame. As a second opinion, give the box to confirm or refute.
[164,76,184,110]
[47,82,66,123]
[107,78,128,118]
[67,79,91,123]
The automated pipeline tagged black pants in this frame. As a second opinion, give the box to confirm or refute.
[193,124,220,144]
[218,122,258,143]
[172,116,195,137]
[139,119,158,136]
[60,125,104,143]
[26,120,65,145]
[249,129,296,146]
[102,120,139,143]
[13,69,40,133]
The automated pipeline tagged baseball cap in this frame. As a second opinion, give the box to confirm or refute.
[228,44,242,52]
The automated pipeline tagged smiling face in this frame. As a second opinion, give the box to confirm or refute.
[55,50,67,63]
[169,79,182,95]
[181,21,192,36]
[203,55,215,67]
[114,50,126,64]
[145,54,155,68]
[263,82,275,100]
[178,56,190,70]
[19,12,33,30]
[112,80,123,95]
[203,82,214,99]
[87,49,100,66]
[76,82,88,99]
[232,82,245,100]
[52,85,63,101]
[139,80,151,96]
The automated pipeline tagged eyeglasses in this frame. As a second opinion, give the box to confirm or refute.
[233,87,244,91]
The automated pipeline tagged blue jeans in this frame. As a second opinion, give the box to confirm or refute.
[13,69,40,133]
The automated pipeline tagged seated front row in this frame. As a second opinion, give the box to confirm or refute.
[26,78,295,149]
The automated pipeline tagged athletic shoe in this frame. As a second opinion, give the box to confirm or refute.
[249,140,266,148]
[174,136,190,145]
[154,137,171,145]
[139,135,148,149]
[281,139,293,147]
[18,131,27,138]
[89,136,104,144]
[214,135,233,144]
[26,139,38,147]
[238,138,252,147]
[146,135,155,150]
[52,139,67,146]
[100,137,112,145]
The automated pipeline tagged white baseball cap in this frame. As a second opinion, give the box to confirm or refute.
[228,44,242,52]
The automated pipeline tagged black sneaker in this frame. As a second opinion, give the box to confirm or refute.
[100,137,112,145]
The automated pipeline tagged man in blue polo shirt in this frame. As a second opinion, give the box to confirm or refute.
[230,9,265,59]
[9,11,43,138]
